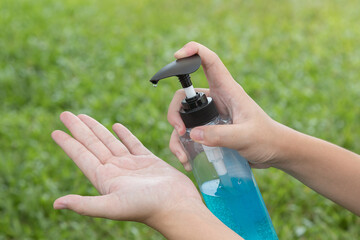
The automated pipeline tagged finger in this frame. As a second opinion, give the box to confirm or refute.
[51,130,101,187]
[167,89,186,136]
[78,114,129,157]
[174,41,235,89]
[167,88,210,136]
[60,111,113,163]
[190,124,242,149]
[53,194,120,219]
[112,123,151,156]
[169,129,190,170]
[184,162,192,172]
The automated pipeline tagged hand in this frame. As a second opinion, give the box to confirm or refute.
[52,111,202,226]
[167,42,360,217]
[168,41,283,169]
[52,112,244,239]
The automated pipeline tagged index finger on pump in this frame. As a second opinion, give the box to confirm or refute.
[174,41,233,89]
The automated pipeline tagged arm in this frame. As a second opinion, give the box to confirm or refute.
[273,124,360,215]
[52,111,242,240]
[168,41,360,216]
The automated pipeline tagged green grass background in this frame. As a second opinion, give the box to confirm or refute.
[1,0,359,239]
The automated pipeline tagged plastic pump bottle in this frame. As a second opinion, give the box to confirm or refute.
[150,55,278,240]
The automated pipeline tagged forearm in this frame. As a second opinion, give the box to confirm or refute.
[273,123,360,215]
[146,200,243,240]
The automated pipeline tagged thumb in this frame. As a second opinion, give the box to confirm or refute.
[54,194,117,219]
[190,124,240,149]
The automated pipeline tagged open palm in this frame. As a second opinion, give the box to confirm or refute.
[52,112,201,223]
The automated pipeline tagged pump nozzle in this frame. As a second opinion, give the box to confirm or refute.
[150,54,201,99]
[150,54,219,128]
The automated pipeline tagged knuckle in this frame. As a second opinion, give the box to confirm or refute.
[104,134,116,145]
[169,143,179,156]
[73,203,87,216]
[211,134,221,146]
[86,136,99,148]
[167,112,175,124]
[132,140,143,150]
[210,50,219,59]
[167,113,180,126]
[187,41,198,47]
[169,139,176,151]
[75,149,89,160]
[178,151,188,163]
[207,51,220,67]
[167,90,185,123]
[169,146,176,156]
[206,127,221,146]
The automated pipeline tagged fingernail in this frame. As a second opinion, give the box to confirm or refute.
[174,48,186,57]
[185,162,192,171]
[191,129,204,141]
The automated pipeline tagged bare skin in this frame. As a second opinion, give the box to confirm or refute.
[52,41,359,240]
[52,111,242,240]
[168,41,360,216]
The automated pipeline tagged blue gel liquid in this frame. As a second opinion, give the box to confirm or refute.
[201,178,278,240]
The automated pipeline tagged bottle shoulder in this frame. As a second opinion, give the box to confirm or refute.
[183,115,232,134]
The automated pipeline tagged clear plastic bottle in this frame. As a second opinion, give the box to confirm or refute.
[150,54,278,239]
[180,115,278,240]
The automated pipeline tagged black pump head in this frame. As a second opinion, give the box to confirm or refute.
[150,54,201,88]
[150,54,219,128]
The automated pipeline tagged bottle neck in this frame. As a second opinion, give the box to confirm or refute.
[180,96,220,129]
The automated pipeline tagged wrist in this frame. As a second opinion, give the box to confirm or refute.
[269,121,303,171]
[145,199,242,240]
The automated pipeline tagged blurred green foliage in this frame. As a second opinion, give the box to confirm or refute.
[0,0,359,239]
